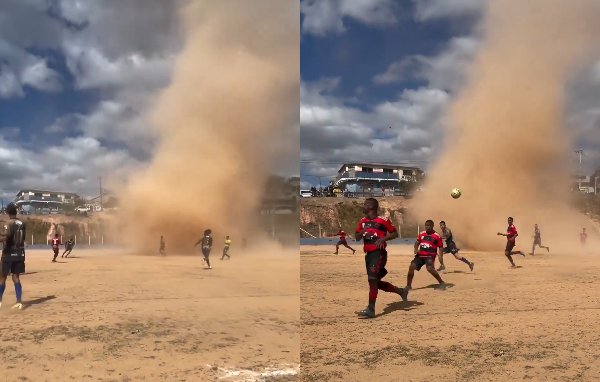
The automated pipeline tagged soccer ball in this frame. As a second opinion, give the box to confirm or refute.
[451,188,461,199]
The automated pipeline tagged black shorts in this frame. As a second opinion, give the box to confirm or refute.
[53,247,59,255]
[1,261,25,276]
[365,249,388,280]
[533,238,541,246]
[66,246,73,251]
[337,239,348,246]
[444,240,458,254]
[505,241,515,253]
[411,255,436,271]
[202,248,211,257]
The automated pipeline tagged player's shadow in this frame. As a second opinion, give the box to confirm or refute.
[22,295,56,310]
[65,256,81,258]
[446,270,465,274]
[22,272,38,276]
[412,283,456,291]
[377,301,425,317]
[53,261,67,263]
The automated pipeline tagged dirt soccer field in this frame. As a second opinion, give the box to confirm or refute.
[301,244,600,382]
[0,248,299,382]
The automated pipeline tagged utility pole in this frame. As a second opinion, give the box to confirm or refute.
[575,150,584,191]
[99,176,103,211]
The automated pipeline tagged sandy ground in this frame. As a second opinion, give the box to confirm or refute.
[301,244,600,382]
[0,247,299,382]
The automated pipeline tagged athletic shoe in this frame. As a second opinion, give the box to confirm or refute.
[352,250,356,255]
[398,287,409,303]
[437,265,446,272]
[510,264,517,269]
[12,303,22,310]
[438,282,447,291]
[355,308,375,318]
[546,247,550,252]
[333,252,338,255]
[469,262,475,272]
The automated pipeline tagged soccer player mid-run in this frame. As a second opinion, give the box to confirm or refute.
[530,224,549,255]
[62,236,75,258]
[194,229,213,269]
[354,198,405,319]
[436,221,474,273]
[580,228,587,247]
[221,236,231,260]
[159,236,166,256]
[0,203,26,309]
[333,230,356,255]
[402,220,446,301]
[51,233,61,262]
[497,217,525,268]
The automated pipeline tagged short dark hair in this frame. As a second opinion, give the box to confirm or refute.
[439,221,446,225]
[508,217,513,220]
[365,198,379,210]
[6,203,17,216]
[204,229,212,235]
[425,219,434,225]
[55,233,59,237]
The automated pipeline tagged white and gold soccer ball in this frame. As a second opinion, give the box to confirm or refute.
[451,188,461,199]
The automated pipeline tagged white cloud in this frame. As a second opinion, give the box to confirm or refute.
[0,0,182,198]
[300,78,447,181]
[412,0,486,21]
[374,36,478,91]
[301,0,399,36]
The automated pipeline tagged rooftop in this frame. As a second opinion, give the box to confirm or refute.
[17,189,79,196]
[338,163,422,173]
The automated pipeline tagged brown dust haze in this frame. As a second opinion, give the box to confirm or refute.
[119,0,299,253]
[413,0,600,251]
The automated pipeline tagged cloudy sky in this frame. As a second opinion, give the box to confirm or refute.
[0,0,185,200]
[300,0,600,189]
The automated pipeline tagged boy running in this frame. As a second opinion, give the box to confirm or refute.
[51,233,61,262]
[436,221,474,272]
[530,224,549,255]
[195,229,213,269]
[580,228,587,247]
[402,220,446,301]
[497,217,525,268]
[0,203,26,309]
[221,236,231,260]
[333,230,356,255]
[353,198,405,319]
[62,236,75,258]
[159,236,166,256]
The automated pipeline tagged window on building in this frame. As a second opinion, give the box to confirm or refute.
[362,167,373,173]
[34,193,42,197]
[382,168,394,175]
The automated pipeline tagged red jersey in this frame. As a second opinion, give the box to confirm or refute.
[51,238,61,248]
[355,216,396,252]
[416,231,443,257]
[506,225,517,242]
[337,231,347,241]
[580,232,587,243]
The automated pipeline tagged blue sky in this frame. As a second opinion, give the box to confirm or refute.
[299,0,600,189]
[0,0,182,199]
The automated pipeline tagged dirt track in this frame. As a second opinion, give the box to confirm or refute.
[0,248,299,382]
[301,244,600,382]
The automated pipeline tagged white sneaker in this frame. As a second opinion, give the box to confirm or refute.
[12,303,22,310]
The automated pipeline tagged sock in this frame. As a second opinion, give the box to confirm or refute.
[460,257,470,265]
[14,283,22,303]
[0,283,5,301]
[407,274,414,287]
[368,282,378,309]
[377,281,396,293]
